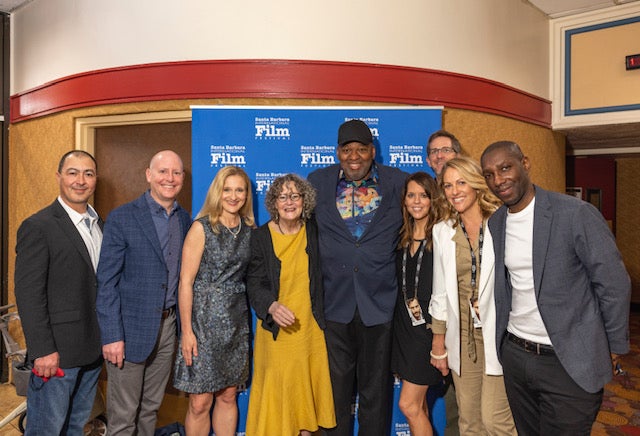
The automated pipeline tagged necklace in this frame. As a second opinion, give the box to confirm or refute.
[277,220,300,235]
[222,219,242,239]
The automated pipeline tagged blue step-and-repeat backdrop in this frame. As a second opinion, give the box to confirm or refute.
[191,106,445,435]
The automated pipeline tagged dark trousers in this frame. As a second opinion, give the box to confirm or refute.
[325,311,393,436]
[501,337,603,436]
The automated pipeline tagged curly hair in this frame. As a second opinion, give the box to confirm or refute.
[436,156,502,224]
[398,172,440,250]
[264,174,316,223]
[196,166,255,232]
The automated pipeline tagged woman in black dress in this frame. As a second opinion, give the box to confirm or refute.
[391,171,443,436]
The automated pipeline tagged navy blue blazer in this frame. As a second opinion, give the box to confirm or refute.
[489,186,630,393]
[15,200,102,368]
[96,193,191,363]
[308,163,408,326]
[246,219,325,339]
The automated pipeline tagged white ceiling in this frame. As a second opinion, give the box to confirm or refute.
[528,0,639,18]
[0,0,30,14]
[2,0,637,17]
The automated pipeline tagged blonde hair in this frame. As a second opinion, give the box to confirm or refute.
[196,166,255,232]
[436,156,502,224]
[398,172,440,250]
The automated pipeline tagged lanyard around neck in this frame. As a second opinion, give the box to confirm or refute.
[459,219,484,293]
[401,240,426,302]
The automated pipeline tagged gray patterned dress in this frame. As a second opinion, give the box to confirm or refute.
[173,216,251,393]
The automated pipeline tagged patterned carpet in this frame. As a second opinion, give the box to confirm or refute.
[592,309,640,435]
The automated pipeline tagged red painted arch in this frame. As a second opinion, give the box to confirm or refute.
[10,59,550,126]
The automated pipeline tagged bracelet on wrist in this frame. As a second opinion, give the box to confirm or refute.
[430,350,448,360]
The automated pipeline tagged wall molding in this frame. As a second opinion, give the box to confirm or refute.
[12,59,550,127]
[75,110,192,151]
[551,2,640,129]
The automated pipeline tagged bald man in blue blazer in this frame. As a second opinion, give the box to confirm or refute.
[97,150,191,436]
[481,141,630,435]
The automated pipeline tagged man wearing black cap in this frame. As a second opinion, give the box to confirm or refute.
[308,119,408,435]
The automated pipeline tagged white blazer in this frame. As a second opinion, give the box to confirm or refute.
[429,219,503,376]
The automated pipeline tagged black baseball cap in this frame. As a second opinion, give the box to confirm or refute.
[337,119,373,146]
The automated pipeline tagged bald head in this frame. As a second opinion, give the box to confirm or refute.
[481,141,534,213]
[149,150,183,172]
[481,141,523,163]
[146,150,184,211]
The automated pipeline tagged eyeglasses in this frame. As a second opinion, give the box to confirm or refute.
[276,193,303,203]
[428,147,455,156]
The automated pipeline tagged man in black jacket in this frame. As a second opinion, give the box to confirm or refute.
[15,150,103,436]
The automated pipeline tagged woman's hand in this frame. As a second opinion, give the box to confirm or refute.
[268,301,296,328]
[430,333,449,376]
[431,355,450,376]
[181,330,198,366]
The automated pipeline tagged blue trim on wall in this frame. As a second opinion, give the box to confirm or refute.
[564,15,640,116]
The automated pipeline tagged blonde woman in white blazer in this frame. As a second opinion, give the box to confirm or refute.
[428,157,516,435]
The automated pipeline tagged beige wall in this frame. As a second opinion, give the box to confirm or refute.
[570,20,640,110]
[551,3,640,129]
[617,158,640,303]
[443,109,566,193]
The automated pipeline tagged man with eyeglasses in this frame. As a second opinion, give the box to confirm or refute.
[308,119,408,436]
[426,130,462,177]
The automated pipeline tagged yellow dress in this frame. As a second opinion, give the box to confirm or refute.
[246,224,336,436]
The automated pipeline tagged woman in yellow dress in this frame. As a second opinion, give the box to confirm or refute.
[246,174,336,436]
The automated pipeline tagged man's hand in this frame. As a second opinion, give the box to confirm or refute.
[33,352,60,378]
[103,341,125,368]
[611,353,622,375]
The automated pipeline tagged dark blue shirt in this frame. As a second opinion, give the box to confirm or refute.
[145,191,181,309]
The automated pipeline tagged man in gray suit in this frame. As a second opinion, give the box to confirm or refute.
[480,141,630,435]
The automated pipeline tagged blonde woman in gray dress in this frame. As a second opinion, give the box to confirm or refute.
[174,166,255,436]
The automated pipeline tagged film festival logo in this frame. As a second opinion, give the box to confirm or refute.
[255,172,286,194]
[255,116,291,140]
[345,116,381,140]
[388,144,424,167]
[300,145,336,167]
[209,145,247,167]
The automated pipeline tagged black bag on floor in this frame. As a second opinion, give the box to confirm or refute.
[154,422,185,436]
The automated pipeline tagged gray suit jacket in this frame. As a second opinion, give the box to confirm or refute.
[489,186,630,393]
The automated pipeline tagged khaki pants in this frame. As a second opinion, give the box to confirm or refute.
[451,328,516,435]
